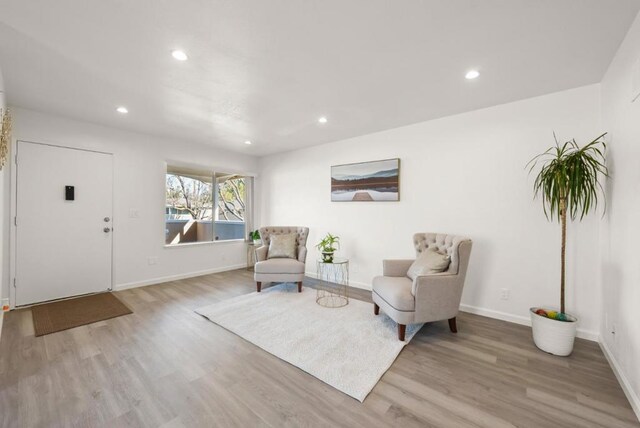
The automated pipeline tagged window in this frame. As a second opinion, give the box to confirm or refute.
[165,166,252,245]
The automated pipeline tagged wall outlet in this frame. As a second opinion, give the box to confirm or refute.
[147,257,158,265]
[129,208,140,218]
[500,288,510,300]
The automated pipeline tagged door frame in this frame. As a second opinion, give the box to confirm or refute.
[9,140,115,308]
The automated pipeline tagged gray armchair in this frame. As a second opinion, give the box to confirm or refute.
[254,226,309,293]
[372,233,472,341]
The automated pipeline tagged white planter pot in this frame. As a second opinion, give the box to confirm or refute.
[253,239,262,246]
[530,307,578,356]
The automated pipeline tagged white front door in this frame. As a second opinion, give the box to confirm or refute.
[15,141,113,306]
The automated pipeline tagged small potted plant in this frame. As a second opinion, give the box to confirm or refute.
[527,133,607,356]
[249,230,261,245]
[316,233,340,263]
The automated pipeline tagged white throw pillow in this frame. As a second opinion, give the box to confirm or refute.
[267,234,297,259]
[407,248,451,280]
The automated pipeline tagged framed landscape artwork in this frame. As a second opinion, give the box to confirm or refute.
[331,158,400,202]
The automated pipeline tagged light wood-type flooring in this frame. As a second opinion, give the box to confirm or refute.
[0,269,638,427]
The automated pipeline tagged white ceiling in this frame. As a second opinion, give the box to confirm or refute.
[0,1,639,156]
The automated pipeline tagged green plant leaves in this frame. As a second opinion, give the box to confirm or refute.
[316,233,340,252]
[527,133,608,222]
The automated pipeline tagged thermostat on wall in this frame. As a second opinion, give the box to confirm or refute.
[65,185,75,201]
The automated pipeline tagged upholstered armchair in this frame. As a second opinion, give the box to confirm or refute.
[372,233,472,341]
[254,226,309,293]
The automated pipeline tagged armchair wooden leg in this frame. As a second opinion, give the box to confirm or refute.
[448,317,457,333]
[297,281,302,293]
[256,281,262,292]
[374,303,380,315]
[398,324,406,341]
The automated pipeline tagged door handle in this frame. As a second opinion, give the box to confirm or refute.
[103,227,111,233]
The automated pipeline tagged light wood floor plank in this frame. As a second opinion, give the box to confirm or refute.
[0,269,637,427]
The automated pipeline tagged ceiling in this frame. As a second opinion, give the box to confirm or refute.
[0,1,639,156]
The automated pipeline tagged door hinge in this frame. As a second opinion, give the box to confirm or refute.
[14,216,17,227]
[13,278,16,288]
[14,154,17,164]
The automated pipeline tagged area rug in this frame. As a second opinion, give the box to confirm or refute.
[32,292,132,337]
[195,284,422,401]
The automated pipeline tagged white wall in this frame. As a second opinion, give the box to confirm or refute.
[0,67,6,310]
[2,107,258,303]
[258,84,603,338]
[599,11,640,417]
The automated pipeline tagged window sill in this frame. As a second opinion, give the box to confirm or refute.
[164,239,247,249]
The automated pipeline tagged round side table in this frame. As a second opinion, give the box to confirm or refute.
[316,257,349,308]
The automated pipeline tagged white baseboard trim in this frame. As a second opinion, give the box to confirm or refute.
[459,303,599,342]
[0,297,8,343]
[347,280,372,291]
[459,303,530,325]
[115,264,247,291]
[116,267,602,342]
[304,274,599,341]
[304,271,372,291]
[599,339,640,422]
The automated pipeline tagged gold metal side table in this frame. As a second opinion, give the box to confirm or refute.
[316,257,349,308]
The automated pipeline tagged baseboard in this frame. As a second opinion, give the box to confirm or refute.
[115,263,247,291]
[303,275,599,341]
[304,271,372,291]
[347,280,372,291]
[0,297,8,343]
[459,303,599,342]
[459,303,530,326]
[599,339,640,422]
[116,266,602,341]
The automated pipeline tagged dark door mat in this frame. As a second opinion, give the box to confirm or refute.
[31,292,132,336]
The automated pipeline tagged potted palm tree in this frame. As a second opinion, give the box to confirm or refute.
[527,133,607,356]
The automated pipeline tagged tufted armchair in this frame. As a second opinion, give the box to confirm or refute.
[372,233,472,341]
[254,226,309,293]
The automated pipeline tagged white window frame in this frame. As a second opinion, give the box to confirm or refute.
[164,162,255,247]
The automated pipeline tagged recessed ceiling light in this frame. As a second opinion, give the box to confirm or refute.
[116,106,128,114]
[244,140,252,145]
[171,50,188,61]
[465,70,480,80]
[318,116,328,124]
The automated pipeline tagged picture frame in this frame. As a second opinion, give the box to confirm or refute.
[331,158,400,202]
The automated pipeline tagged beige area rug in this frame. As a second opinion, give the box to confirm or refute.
[195,284,422,401]
[32,292,132,337]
